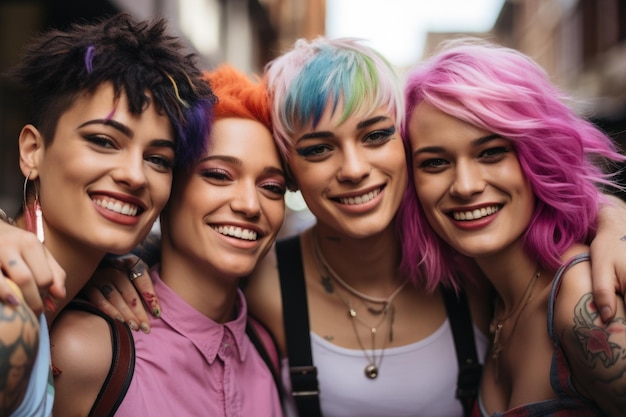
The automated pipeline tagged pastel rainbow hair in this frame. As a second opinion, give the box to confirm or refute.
[397,38,625,292]
[264,37,403,161]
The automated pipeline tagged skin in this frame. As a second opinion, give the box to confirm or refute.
[409,103,626,416]
[0,82,175,415]
[21,84,175,304]
[245,100,491,359]
[51,116,287,416]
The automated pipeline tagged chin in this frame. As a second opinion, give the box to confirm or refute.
[216,257,258,277]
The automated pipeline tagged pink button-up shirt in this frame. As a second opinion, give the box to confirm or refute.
[115,267,283,417]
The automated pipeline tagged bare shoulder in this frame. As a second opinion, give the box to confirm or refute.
[51,308,114,417]
[0,281,39,415]
[244,242,286,355]
[554,244,626,417]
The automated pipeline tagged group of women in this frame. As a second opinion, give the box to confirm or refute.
[1,11,626,417]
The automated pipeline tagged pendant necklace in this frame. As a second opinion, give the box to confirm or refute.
[312,229,408,379]
[489,268,541,381]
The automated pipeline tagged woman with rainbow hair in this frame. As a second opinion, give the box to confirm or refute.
[398,38,626,416]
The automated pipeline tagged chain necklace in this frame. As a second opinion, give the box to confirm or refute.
[311,230,408,379]
[489,269,541,381]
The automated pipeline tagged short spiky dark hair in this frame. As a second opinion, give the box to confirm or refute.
[7,13,216,167]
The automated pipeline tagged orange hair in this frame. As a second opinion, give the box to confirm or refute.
[201,65,271,130]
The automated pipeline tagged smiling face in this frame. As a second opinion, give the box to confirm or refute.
[289,101,407,238]
[23,83,175,256]
[162,117,286,279]
[409,102,535,260]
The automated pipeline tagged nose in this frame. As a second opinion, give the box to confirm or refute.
[337,145,371,183]
[449,160,485,199]
[112,151,148,190]
[230,180,262,219]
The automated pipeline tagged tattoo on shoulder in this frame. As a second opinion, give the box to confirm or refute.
[572,293,626,377]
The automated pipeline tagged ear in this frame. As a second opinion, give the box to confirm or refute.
[18,124,44,180]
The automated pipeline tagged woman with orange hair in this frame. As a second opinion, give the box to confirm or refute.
[50,65,287,417]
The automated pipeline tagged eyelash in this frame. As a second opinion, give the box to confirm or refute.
[263,182,287,197]
[295,126,396,159]
[202,168,231,181]
[85,135,175,172]
[146,155,175,171]
[201,169,286,196]
[418,146,513,171]
[480,146,512,160]
[86,134,116,149]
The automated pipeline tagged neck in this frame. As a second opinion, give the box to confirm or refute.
[309,222,403,296]
[474,240,538,311]
[159,243,239,323]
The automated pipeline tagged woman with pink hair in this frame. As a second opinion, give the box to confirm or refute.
[398,38,626,416]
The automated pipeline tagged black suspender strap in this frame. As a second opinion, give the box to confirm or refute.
[441,286,483,417]
[276,236,323,417]
[245,318,285,404]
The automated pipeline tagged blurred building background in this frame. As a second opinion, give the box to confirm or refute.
[0,0,624,228]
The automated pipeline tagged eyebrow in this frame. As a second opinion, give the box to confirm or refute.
[78,119,133,137]
[201,155,286,177]
[78,119,175,150]
[296,115,392,143]
[412,133,501,158]
[356,115,390,130]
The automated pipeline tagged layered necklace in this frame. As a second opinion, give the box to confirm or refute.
[311,230,408,379]
[489,268,541,381]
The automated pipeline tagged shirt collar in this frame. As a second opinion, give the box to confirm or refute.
[150,265,250,363]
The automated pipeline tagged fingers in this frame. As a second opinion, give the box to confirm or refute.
[591,197,626,322]
[44,247,67,301]
[84,284,126,323]
[0,230,66,315]
[110,269,151,332]
[128,262,161,319]
[88,268,144,332]
[589,263,619,322]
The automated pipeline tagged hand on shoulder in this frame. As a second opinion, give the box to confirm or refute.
[554,244,626,417]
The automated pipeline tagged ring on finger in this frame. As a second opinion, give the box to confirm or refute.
[128,265,144,281]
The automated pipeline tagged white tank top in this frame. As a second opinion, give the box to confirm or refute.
[282,319,488,417]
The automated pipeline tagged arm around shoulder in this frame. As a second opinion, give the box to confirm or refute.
[555,257,626,417]
[0,281,39,415]
[50,309,113,417]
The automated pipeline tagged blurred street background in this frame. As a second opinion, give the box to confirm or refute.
[1,0,625,236]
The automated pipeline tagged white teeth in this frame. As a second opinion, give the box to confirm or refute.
[213,225,258,241]
[94,198,139,216]
[452,205,500,221]
[339,188,381,205]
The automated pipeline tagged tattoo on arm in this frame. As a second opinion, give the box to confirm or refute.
[0,303,39,415]
[573,293,625,369]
